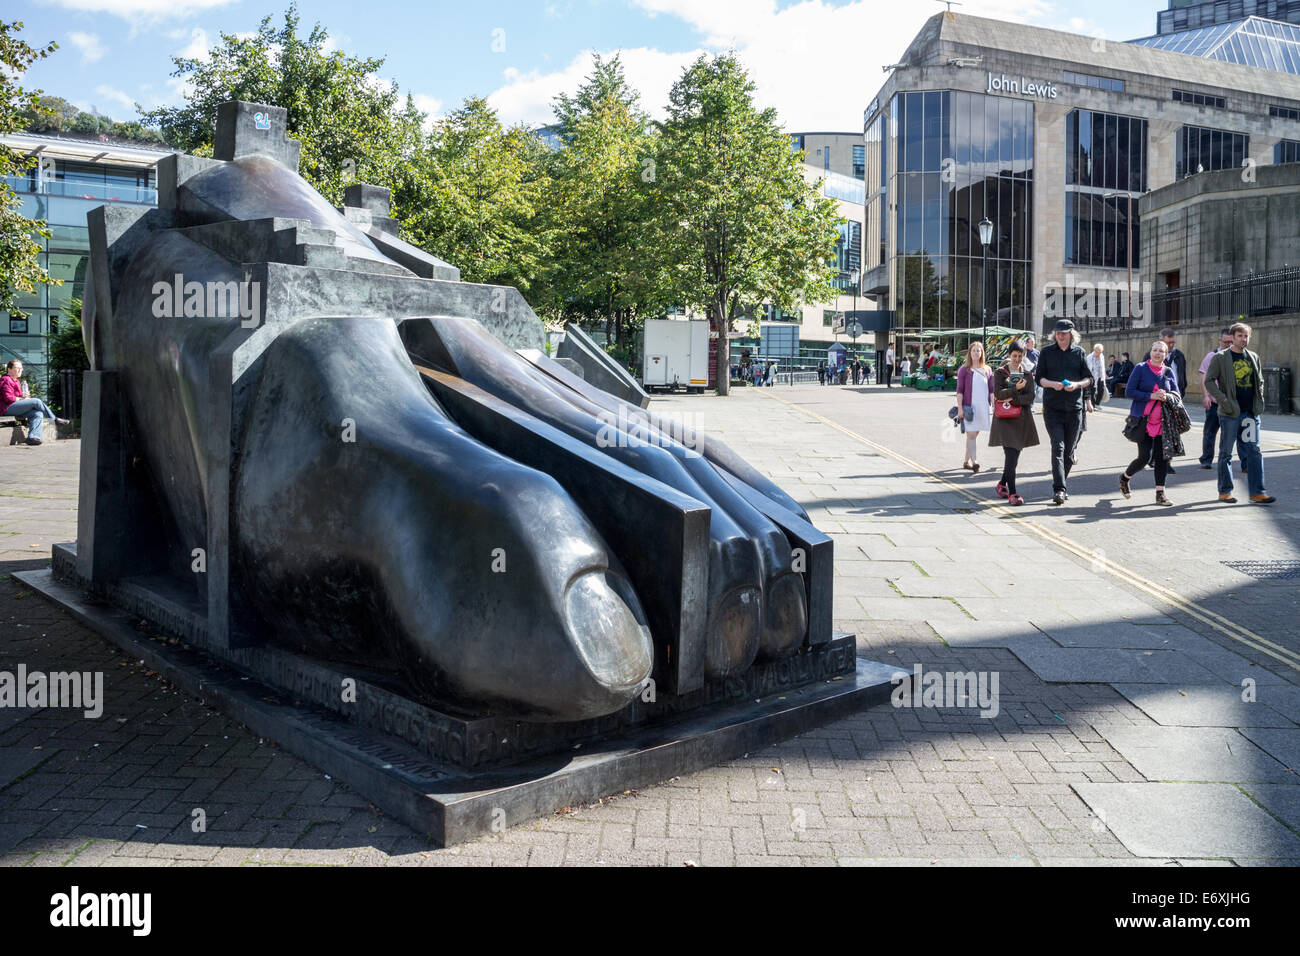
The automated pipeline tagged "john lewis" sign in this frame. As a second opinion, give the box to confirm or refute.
[986,72,1058,98]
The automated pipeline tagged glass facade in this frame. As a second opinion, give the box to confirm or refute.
[831,220,862,291]
[882,90,1034,334]
[1139,15,1300,74]
[1175,124,1249,177]
[864,114,887,272]
[852,144,865,180]
[2,158,158,387]
[1065,110,1148,269]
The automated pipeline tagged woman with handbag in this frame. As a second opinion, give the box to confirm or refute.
[956,341,994,473]
[1119,340,1181,506]
[990,340,1038,506]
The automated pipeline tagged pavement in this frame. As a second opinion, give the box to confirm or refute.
[0,385,1298,866]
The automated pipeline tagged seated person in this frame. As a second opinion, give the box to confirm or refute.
[2,360,67,446]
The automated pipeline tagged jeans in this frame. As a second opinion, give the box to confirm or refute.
[1218,413,1265,497]
[1042,405,1083,493]
[5,398,56,441]
[1200,402,1247,466]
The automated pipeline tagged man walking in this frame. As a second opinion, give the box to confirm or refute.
[1203,322,1275,504]
[1115,352,1134,399]
[1035,319,1093,506]
[1198,328,1243,470]
[1146,327,1188,397]
[884,344,895,388]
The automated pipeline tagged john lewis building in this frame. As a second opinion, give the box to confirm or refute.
[861,12,1300,340]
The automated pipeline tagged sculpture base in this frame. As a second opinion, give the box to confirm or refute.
[17,562,905,847]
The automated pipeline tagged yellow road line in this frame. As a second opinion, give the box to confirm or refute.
[763,391,1300,674]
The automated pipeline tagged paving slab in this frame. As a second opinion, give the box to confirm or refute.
[1098,725,1294,782]
[1008,645,1219,685]
[1238,728,1300,772]
[1239,784,1300,831]
[0,746,55,790]
[926,620,1046,648]
[1073,782,1300,859]
[1034,622,1202,650]
[1112,684,1298,729]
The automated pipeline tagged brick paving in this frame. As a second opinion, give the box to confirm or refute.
[1,386,1297,866]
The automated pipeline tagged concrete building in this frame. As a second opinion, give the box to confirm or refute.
[790,131,866,180]
[860,11,1300,350]
[2,131,173,386]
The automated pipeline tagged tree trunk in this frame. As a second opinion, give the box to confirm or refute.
[713,306,730,397]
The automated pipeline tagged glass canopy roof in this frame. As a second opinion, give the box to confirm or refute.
[1131,16,1300,74]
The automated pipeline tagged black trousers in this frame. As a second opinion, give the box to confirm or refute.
[1000,447,1021,495]
[884,365,893,387]
[1127,431,1170,485]
[1042,405,1082,493]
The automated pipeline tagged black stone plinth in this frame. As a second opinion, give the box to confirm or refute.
[15,565,905,847]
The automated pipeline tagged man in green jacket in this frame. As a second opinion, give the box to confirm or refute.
[1202,322,1275,504]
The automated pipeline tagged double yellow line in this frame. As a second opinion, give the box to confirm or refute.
[763,391,1300,675]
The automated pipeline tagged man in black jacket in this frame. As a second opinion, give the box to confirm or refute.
[1035,319,1093,506]
[1145,327,1188,396]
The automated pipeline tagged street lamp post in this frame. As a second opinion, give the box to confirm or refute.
[978,217,994,348]
[849,268,860,363]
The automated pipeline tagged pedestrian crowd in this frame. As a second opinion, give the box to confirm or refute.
[951,319,1277,508]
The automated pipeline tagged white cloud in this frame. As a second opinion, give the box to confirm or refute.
[488,47,703,128]
[93,84,136,115]
[44,0,238,22]
[620,0,1057,130]
[411,93,444,131]
[67,31,106,65]
[173,27,211,62]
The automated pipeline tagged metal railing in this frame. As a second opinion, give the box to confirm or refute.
[3,174,158,205]
[1149,267,1300,329]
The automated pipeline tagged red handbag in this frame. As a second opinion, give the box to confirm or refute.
[994,399,1022,420]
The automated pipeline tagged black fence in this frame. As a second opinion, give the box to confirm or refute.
[1149,267,1300,329]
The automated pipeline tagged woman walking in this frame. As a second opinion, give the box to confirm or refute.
[1119,340,1181,506]
[990,340,1038,505]
[956,341,994,473]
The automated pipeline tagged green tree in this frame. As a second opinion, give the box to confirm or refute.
[48,297,89,417]
[649,53,841,394]
[20,94,78,133]
[544,54,667,356]
[0,20,58,319]
[401,97,550,292]
[141,4,423,206]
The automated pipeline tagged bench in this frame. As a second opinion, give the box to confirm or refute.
[2,415,28,444]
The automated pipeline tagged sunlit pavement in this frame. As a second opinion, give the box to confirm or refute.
[1,391,1297,866]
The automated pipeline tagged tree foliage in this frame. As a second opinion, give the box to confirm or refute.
[400,97,550,292]
[542,55,667,356]
[649,53,841,393]
[0,19,58,318]
[22,95,167,145]
[140,3,423,205]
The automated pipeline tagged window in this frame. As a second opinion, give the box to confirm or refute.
[1176,125,1248,177]
[823,310,835,327]
[1172,89,1226,109]
[1063,70,1124,93]
[9,316,28,334]
[1271,104,1300,121]
[1065,109,1147,269]
[823,148,830,172]
[852,144,865,180]
[1276,139,1300,163]
[888,90,1034,335]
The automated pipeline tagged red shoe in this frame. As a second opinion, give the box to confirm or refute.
[1008,494,1025,506]
[996,481,1009,499]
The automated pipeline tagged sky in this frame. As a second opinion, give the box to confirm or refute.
[13,0,1163,132]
